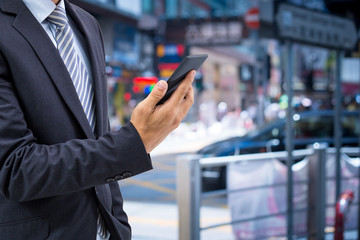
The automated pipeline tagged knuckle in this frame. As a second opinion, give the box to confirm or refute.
[137,102,152,115]
[170,109,178,118]
[181,86,189,96]
[152,89,164,99]
[164,109,174,119]
[172,118,181,130]
[177,82,188,92]
[137,103,146,113]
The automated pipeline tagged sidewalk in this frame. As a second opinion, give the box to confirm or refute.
[123,201,234,240]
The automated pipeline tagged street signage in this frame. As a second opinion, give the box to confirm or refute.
[165,16,249,46]
[275,3,357,50]
[245,7,260,30]
[185,21,244,45]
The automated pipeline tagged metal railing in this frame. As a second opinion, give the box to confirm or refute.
[176,146,360,240]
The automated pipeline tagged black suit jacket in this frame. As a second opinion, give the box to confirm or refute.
[0,0,152,239]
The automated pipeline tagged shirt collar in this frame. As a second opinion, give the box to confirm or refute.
[22,0,66,24]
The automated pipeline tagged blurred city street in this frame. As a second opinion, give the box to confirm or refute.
[82,0,360,240]
[1,0,360,239]
[119,131,360,240]
[74,0,360,239]
[119,126,235,240]
[119,117,248,240]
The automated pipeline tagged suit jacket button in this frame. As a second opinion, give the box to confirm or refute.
[115,175,124,180]
[106,177,115,183]
[122,172,132,178]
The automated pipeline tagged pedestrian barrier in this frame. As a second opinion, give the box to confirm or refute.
[176,146,360,240]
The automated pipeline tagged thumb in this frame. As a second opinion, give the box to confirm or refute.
[144,80,168,107]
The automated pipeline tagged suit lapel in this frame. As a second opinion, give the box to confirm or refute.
[66,1,107,137]
[2,0,95,139]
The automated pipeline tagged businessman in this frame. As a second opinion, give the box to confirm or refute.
[0,0,195,239]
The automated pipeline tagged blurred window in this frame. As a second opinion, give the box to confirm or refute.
[293,113,359,139]
[142,0,154,15]
[342,114,360,138]
[294,116,333,139]
[165,0,177,18]
[254,125,285,142]
[115,0,141,16]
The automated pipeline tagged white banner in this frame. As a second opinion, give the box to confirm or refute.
[227,153,359,239]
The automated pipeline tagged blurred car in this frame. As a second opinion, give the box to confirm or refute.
[198,110,360,191]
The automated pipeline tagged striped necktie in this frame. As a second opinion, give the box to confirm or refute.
[47,5,96,133]
[48,6,108,239]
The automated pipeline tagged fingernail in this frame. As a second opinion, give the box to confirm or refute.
[192,71,196,77]
[157,81,167,90]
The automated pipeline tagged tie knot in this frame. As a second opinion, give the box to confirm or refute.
[47,6,68,28]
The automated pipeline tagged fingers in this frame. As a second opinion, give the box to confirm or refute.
[130,71,196,154]
[178,84,194,118]
[167,70,196,106]
[142,80,168,108]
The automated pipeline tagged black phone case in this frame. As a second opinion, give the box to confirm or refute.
[156,54,208,105]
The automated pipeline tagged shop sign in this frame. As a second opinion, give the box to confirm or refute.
[156,44,185,79]
[275,3,357,50]
[185,21,243,45]
[156,44,184,58]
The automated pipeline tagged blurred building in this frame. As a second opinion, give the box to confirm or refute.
[70,0,360,129]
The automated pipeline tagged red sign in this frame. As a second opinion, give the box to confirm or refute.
[133,76,158,85]
[245,7,260,30]
[132,77,158,94]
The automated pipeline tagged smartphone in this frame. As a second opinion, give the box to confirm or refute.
[156,54,208,105]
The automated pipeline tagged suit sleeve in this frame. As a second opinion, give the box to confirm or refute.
[0,52,152,202]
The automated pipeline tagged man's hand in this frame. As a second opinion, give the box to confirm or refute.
[130,70,195,153]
